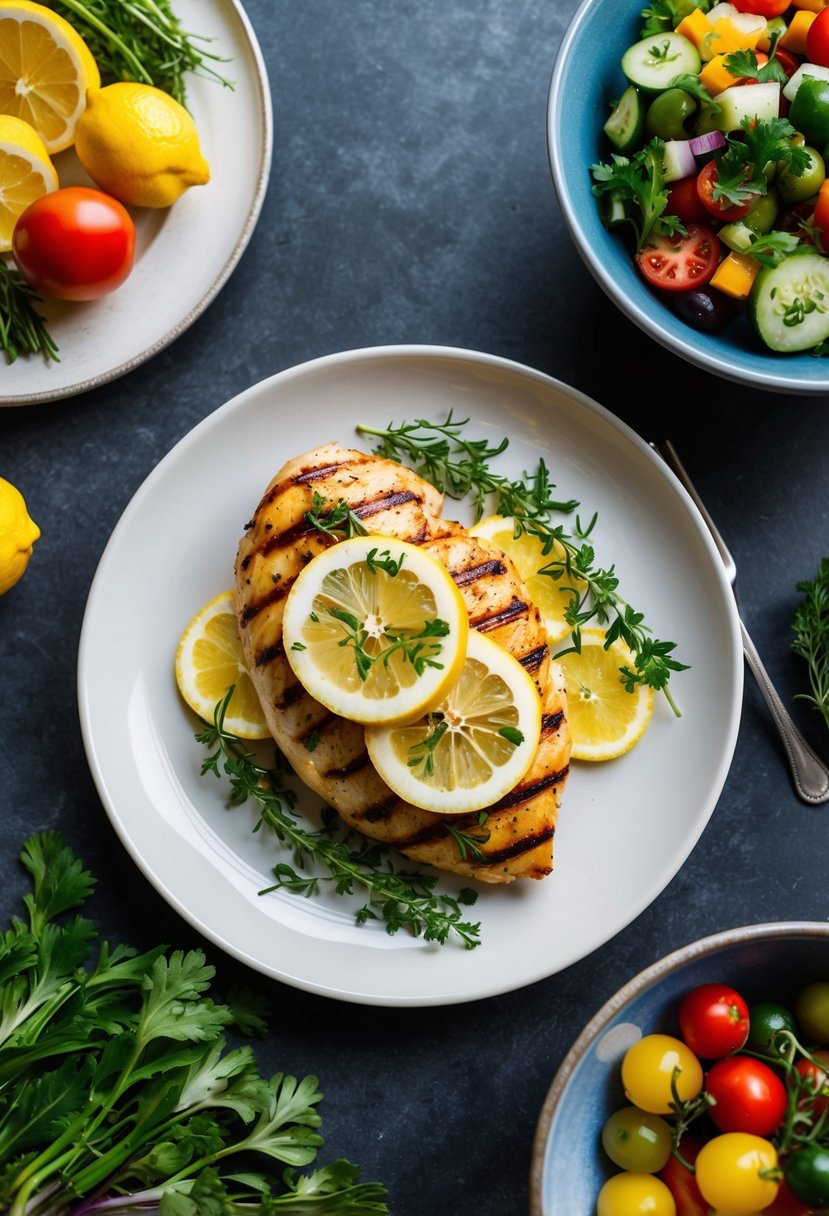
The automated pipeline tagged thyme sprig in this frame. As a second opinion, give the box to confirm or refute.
[792,558,829,734]
[357,413,687,711]
[0,260,59,366]
[304,492,369,541]
[196,690,481,948]
[325,603,450,683]
[407,718,449,776]
[444,819,491,865]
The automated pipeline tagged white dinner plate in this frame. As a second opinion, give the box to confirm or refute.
[0,0,271,406]
[78,346,743,1007]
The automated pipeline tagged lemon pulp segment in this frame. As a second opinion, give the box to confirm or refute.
[556,628,653,761]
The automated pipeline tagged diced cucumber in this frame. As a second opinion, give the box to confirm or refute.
[620,33,701,94]
[718,221,756,253]
[747,251,829,351]
[716,81,780,131]
[783,62,829,104]
[603,86,646,153]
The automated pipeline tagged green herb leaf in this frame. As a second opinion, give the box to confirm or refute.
[792,557,829,733]
[591,138,687,250]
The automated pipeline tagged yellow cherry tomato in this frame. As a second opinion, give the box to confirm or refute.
[695,1133,780,1213]
[620,1033,704,1114]
[596,1171,676,1216]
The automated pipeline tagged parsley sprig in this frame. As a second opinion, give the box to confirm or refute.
[305,492,369,540]
[792,557,829,734]
[357,414,687,711]
[591,137,687,250]
[639,0,709,37]
[713,116,811,208]
[197,690,481,948]
[0,831,389,1215]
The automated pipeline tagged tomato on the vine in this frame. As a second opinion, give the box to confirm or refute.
[795,982,829,1045]
[596,1171,676,1216]
[634,224,720,293]
[705,1055,788,1136]
[621,1034,704,1114]
[659,1135,708,1216]
[785,1143,829,1210]
[696,158,757,221]
[764,1177,814,1216]
[601,1107,672,1173]
[747,1001,799,1055]
[695,1132,780,1214]
[795,1049,829,1117]
[12,186,135,302]
[679,983,750,1058]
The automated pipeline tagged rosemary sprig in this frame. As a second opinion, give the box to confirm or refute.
[357,413,688,712]
[47,0,233,105]
[304,492,369,540]
[792,558,829,734]
[445,817,491,865]
[0,260,59,365]
[196,690,481,948]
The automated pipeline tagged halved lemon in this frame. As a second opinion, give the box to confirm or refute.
[282,535,468,726]
[556,628,653,761]
[0,113,57,250]
[175,590,270,739]
[469,514,588,644]
[365,630,542,814]
[0,0,101,153]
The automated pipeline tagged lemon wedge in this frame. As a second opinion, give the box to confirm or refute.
[0,113,56,251]
[365,629,541,814]
[556,628,653,761]
[469,514,588,644]
[175,590,270,739]
[0,0,100,153]
[0,474,39,594]
[282,535,468,726]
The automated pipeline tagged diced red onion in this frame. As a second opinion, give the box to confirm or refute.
[689,131,727,161]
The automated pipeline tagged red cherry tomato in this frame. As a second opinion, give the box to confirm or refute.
[808,8,829,68]
[666,176,710,224]
[679,983,750,1059]
[814,180,829,252]
[705,1055,789,1136]
[764,1178,813,1216]
[795,1049,829,1118]
[659,1135,709,1216]
[634,223,720,292]
[773,47,802,79]
[12,186,135,302]
[731,0,790,13]
[696,158,756,221]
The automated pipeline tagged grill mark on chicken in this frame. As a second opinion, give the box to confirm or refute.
[274,681,305,709]
[541,710,565,734]
[353,489,419,518]
[240,580,293,621]
[363,794,401,822]
[452,558,507,586]
[324,750,373,779]
[254,640,285,668]
[470,596,529,632]
[293,459,362,485]
[297,712,337,745]
[491,766,570,812]
[479,825,556,866]
[520,644,548,674]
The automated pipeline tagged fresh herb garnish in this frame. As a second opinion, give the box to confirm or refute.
[407,718,450,776]
[197,690,481,948]
[724,48,788,86]
[743,229,803,267]
[792,558,829,734]
[0,830,389,1215]
[305,492,369,540]
[444,820,492,865]
[639,0,709,37]
[357,414,688,711]
[713,116,811,208]
[47,0,233,104]
[591,138,687,250]
[498,725,525,746]
[0,260,59,366]
[326,602,450,683]
[668,71,720,111]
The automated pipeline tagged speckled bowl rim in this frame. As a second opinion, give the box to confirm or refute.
[528,921,829,1215]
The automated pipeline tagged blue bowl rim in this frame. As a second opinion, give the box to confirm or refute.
[528,920,829,1215]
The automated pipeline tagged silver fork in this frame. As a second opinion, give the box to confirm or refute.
[652,439,829,806]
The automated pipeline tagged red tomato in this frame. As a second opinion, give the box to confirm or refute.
[634,223,720,292]
[795,1049,829,1117]
[764,1178,813,1216]
[659,1135,708,1216]
[705,1055,789,1136]
[666,176,710,224]
[731,0,790,13]
[12,187,135,302]
[774,47,802,79]
[679,983,750,1059]
[814,180,829,252]
[696,158,756,221]
[808,8,829,68]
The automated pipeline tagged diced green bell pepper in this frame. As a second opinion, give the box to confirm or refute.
[789,77,829,148]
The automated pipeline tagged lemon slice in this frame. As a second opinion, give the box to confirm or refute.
[0,0,101,153]
[365,629,541,814]
[556,628,653,761]
[175,590,270,739]
[282,535,469,726]
[469,515,588,644]
[0,113,57,251]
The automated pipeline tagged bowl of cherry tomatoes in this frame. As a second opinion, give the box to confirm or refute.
[548,0,829,394]
[530,922,829,1216]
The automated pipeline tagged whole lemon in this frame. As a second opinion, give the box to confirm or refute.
[74,83,210,208]
[0,477,40,595]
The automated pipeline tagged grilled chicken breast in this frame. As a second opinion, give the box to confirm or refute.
[235,442,571,884]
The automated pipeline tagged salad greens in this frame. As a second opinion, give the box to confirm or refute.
[792,558,829,734]
[0,831,389,1215]
[591,136,686,249]
[640,0,710,38]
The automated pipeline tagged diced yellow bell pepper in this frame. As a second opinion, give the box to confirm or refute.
[791,0,829,13]
[779,8,818,55]
[676,7,714,52]
[710,251,761,299]
[699,53,742,95]
[706,14,766,57]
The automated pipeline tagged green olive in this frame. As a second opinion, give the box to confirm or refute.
[645,88,697,140]
[777,146,826,204]
[694,105,721,137]
[744,192,779,235]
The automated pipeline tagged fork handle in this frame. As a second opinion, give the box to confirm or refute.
[740,620,829,805]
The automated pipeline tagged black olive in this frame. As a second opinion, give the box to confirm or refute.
[665,287,736,334]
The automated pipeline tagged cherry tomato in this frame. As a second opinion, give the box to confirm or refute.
[705,1056,788,1136]
[666,176,711,225]
[747,1001,799,1055]
[696,158,756,221]
[786,1144,829,1210]
[634,224,720,293]
[808,8,829,70]
[814,180,829,252]
[731,0,790,14]
[659,1135,708,1216]
[621,1034,704,1114]
[596,1171,677,1216]
[679,983,750,1059]
[764,1177,813,1216]
[601,1106,673,1173]
[795,982,829,1045]
[773,47,802,80]
[795,1049,829,1117]
[695,1133,780,1214]
[12,186,135,302]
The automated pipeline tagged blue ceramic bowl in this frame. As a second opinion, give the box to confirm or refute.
[529,922,829,1214]
[547,0,829,394]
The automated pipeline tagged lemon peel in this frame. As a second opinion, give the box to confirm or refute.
[0,114,57,251]
[0,475,40,595]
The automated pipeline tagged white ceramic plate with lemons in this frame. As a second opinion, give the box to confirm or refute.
[77,346,743,1007]
[0,0,271,406]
